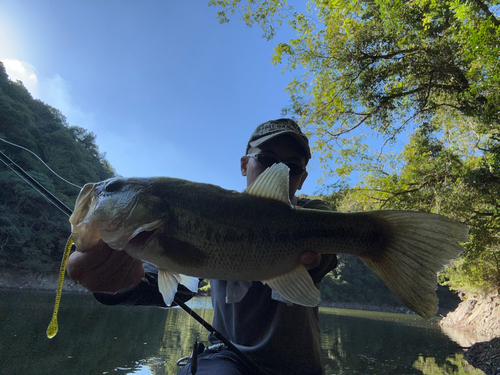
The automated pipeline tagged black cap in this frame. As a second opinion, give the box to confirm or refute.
[246,118,311,160]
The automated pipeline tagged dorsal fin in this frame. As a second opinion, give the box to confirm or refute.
[243,163,292,206]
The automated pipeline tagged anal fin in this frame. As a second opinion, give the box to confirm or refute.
[262,265,320,307]
[178,274,200,293]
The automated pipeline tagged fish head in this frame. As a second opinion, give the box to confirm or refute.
[69,177,167,252]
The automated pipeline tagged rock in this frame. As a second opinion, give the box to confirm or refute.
[440,294,500,374]
[440,294,500,342]
[464,337,500,375]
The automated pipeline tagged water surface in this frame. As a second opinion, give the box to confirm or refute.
[0,289,483,374]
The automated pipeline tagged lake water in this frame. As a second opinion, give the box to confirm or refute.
[0,289,484,375]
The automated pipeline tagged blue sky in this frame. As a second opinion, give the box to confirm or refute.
[0,0,334,196]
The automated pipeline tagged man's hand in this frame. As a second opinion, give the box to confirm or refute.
[299,251,321,270]
[66,240,145,293]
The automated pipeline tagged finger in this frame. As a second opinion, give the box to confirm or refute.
[66,241,144,292]
[104,250,145,291]
[299,251,321,269]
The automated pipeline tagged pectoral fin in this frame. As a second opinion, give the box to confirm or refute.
[262,265,320,307]
[158,269,199,306]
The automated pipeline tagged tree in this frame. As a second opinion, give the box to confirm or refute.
[338,123,500,296]
[0,61,115,271]
[210,0,500,178]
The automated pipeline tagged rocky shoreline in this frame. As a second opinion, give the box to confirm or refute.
[440,294,500,375]
[0,268,89,293]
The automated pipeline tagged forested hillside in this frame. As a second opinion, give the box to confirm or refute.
[0,62,114,272]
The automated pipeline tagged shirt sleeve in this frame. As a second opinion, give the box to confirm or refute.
[93,268,198,307]
[299,198,332,211]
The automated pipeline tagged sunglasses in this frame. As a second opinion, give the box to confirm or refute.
[246,153,306,176]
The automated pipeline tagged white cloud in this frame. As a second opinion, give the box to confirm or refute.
[37,73,93,127]
[2,58,39,96]
[2,58,95,131]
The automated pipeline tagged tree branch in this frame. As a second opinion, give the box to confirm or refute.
[470,0,500,26]
[359,47,421,61]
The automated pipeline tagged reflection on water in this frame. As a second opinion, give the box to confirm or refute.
[318,308,485,374]
[0,289,212,375]
[413,354,485,374]
[439,324,492,348]
[0,290,484,375]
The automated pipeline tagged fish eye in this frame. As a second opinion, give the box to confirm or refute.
[104,179,124,193]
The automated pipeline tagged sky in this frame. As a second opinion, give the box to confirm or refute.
[0,0,335,196]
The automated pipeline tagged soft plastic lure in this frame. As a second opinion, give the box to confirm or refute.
[46,235,74,339]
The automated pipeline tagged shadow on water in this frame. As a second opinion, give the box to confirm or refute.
[1,290,484,375]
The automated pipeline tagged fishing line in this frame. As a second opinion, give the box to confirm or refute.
[1,145,270,375]
[0,137,82,189]
[0,136,80,216]
[0,151,73,217]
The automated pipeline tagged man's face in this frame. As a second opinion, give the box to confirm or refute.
[240,135,308,200]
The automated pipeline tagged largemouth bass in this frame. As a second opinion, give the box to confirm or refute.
[70,163,468,318]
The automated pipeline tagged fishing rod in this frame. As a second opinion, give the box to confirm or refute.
[0,150,74,217]
[0,146,269,375]
[173,298,269,375]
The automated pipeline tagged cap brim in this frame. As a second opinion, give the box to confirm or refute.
[248,131,311,159]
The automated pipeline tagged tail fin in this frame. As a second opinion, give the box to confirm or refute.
[360,211,468,319]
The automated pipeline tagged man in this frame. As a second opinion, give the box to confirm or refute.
[67,118,337,374]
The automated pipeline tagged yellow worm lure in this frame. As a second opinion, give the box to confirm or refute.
[46,234,74,339]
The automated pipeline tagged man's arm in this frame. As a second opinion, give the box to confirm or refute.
[66,241,197,307]
[66,241,145,293]
[93,268,197,307]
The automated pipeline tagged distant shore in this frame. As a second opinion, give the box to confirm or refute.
[0,268,412,313]
[0,268,89,293]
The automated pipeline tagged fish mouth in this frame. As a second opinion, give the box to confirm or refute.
[70,179,164,252]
